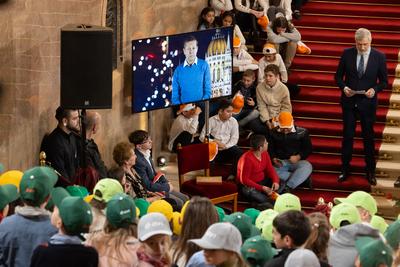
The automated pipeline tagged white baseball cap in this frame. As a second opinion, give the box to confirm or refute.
[189,222,242,255]
[138,212,172,241]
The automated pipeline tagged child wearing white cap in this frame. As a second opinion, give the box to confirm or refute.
[137,212,173,267]
[186,222,247,267]
[258,44,287,84]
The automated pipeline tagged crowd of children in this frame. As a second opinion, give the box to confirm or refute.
[0,167,399,267]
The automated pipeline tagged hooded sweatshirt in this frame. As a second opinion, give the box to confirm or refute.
[327,223,380,267]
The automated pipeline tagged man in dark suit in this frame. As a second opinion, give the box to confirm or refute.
[335,28,388,185]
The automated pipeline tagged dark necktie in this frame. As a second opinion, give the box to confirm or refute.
[358,54,364,78]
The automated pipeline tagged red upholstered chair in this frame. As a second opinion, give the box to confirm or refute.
[177,142,238,212]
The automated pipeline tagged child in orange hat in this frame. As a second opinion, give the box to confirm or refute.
[233,37,259,73]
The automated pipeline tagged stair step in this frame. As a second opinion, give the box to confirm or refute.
[378,143,400,162]
[303,1,400,18]
[292,101,389,122]
[292,188,349,207]
[295,118,385,139]
[311,172,370,191]
[310,0,400,5]
[294,86,391,106]
[297,42,399,61]
[372,179,400,199]
[376,161,400,180]
[383,126,400,145]
[374,196,400,218]
[296,14,400,32]
[311,136,381,155]
[308,153,365,173]
[290,70,395,88]
[299,27,400,46]
[291,56,397,74]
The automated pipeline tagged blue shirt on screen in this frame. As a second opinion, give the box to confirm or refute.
[171,57,211,105]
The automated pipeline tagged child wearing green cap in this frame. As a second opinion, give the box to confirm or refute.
[0,166,58,267]
[0,184,19,223]
[354,237,392,267]
[265,210,311,267]
[30,187,98,267]
[86,193,140,266]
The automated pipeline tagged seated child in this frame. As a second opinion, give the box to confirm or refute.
[265,210,311,266]
[0,184,19,223]
[258,44,287,84]
[233,37,258,73]
[186,222,246,267]
[168,103,201,152]
[30,187,98,267]
[86,193,140,267]
[137,212,173,267]
[232,69,260,128]
[0,166,58,267]
[197,7,216,30]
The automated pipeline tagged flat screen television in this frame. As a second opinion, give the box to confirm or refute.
[132,26,233,113]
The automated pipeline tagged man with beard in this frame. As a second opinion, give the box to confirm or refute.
[41,106,81,185]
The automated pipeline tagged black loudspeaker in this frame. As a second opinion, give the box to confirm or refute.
[61,24,113,109]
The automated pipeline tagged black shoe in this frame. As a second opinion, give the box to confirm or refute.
[337,172,348,183]
[395,177,400,188]
[293,10,302,20]
[366,172,377,186]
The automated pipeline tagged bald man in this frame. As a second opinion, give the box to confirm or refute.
[85,111,108,178]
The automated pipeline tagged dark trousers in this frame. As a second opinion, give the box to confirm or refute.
[292,0,307,10]
[246,117,270,141]
[341,102,376,173]
[240,178,273,204]
[172,131,193,153]
[236,12,258,34]
[214,145,243,176]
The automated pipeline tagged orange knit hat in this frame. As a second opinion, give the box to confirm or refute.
[233,37,241,48]
[257,15,269,31]
[278,111,293,128]
[208,141,218,161]
[232,93,244,114]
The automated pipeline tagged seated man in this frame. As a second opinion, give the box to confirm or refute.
[269,111,312,192]
[129,130,189,209]
[200,99,243,179]
[237,134,280,206]
[40,106,81,186]
[84,111,108,178]
[168,103,201,153]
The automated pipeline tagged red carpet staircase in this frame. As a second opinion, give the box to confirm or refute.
[285,0,400,214]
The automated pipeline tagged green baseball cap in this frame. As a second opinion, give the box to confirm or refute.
[274,193,301,213]
[0,184,19,211]
[255,209,279,230]
[384,220,400,250]
[59,196,93,235]
[93,178,123,203]
[370,215,388,234]
[244,208,260,225]
[215,206,226,222]
[329,202,361,229]
[355,237,392,267]
[241,235,276,267]
[334,191,377,215]
[66,185,89,198]
[134,198,150,218]
[257,209,279,241]
[106,193,136,228]
[224,212,260,241]
[20,166,58,206]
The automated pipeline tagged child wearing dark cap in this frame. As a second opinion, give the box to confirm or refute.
[30,187,98,267]
[265,210,311,267]
[0,184,19,223]
[0,166,58,267]
[86,193,140,267]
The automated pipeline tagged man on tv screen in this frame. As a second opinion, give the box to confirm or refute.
[171,35,212,105]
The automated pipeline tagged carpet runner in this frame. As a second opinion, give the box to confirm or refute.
[282,0,399,206]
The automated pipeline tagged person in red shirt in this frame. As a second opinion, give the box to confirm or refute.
[237,134,280,206]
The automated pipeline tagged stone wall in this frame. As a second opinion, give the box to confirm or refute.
[0,0,206,171]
